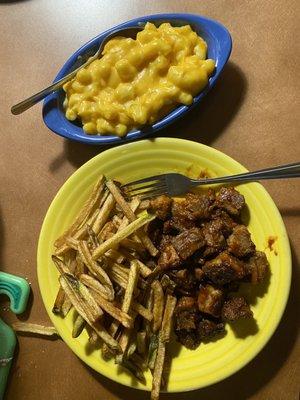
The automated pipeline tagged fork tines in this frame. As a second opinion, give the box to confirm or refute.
[122,175,168,199]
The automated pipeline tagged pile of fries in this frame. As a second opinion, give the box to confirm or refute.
[52,176,177,400]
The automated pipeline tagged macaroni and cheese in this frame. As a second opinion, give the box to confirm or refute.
[63,22,215,137]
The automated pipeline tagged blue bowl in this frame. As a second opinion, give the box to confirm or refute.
[43,13,232,145]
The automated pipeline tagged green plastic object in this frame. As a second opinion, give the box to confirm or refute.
[0,272,30,400]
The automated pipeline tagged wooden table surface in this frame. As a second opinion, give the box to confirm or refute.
[1,1,299,399]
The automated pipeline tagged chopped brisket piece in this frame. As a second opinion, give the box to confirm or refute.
[170,191,215,231]
[158,234,173,251]
[211,209,237,237]
[184,191,215,220]
[174,297,201,349]
[158,244,180,270]
[162,219,178,235]
[176,296,197,312]
[245,251,269,284]
[174,269,188,280]
[174,309,199,331]
[176,281,198,296]
[202,220,226,257]
[191,249,206,266]
[198,319,225,339]
[150,195,172,221]
[202,252,246,285]
[175,329,200,350]
[194,267,205,281]
[147,219,163,247]
[172,227,205,260]
[170,200,196,231]
[171,269,198,296]
[215,187,245,216]
[197,284,224,318]
[227,225,255,258]
[222,297,253,321]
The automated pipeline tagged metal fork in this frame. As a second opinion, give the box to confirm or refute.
[122,162,300,199]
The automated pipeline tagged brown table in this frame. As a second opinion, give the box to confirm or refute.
[1,1,299,399]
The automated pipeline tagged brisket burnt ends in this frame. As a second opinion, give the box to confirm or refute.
[148,187,269,350]
[222,297,253,321]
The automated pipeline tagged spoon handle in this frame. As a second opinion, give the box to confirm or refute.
[11,56,97,115]
[11,25,145,115]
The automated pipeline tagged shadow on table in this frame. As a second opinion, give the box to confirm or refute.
[49,61,247,172]
[83,244,299,400]
[279,207,300,218]
[155,61,247,145]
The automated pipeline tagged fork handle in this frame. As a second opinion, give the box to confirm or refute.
[191,162,300,185]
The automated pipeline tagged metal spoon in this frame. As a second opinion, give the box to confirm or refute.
[11,26,144,115]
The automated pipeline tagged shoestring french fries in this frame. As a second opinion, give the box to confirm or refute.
[52,175,176,399]
[12,322,59,337]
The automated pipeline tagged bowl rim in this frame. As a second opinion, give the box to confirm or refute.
[37,138,291,392]
[42,13,232,145]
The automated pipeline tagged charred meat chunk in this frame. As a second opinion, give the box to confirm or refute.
[176,296,197,312]
[175,329,201,350]
[174,302,201,349]
[198,319,225,340]
[158,234,173,251]
[170,191,215,231]
[170,200,196,232]
[147,219,163,247]
[211,209,237,237]
[158,244,180,270]
[171,269,198,296]
[150,195,172,221]
[174,309,199,331]
[202,252,246,285]
[222,296,253,321]
[190,249,206,267]
[172,227,205,260]
[184,191,215,220]
[174,269,188,280]
[245,251,269,284]
[197,284,224,318]
[194,267,205,281]
[202,220,226,257]
[227,225,255,258]
[162,219,178,235]
[215,187,245,216]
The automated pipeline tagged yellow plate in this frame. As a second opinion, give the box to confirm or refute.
[37,138,291,392]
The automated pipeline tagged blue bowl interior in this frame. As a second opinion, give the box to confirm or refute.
[43,13,232,145]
